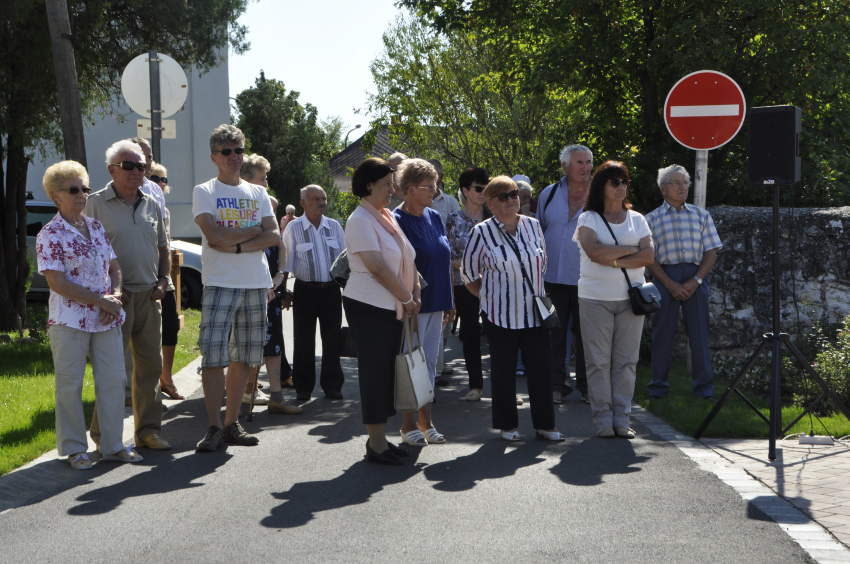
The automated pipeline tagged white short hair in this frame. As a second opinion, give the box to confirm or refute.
[516,180,532,195]
[105,140,144,166]
[657,164,691,188]
[300,184,325,199]
[285,204,296,213]
[559,144,593,167]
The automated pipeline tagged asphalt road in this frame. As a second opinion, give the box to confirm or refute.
[0,336,814,564]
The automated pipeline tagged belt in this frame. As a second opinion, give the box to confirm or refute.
[296,280,335,289]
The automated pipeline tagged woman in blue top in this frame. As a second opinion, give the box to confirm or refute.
[393,158,455,446]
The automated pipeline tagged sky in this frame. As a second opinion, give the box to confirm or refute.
[228,0,402,145]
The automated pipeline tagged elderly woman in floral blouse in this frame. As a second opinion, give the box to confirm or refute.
[445,167,491,402]
[37,160,143,469]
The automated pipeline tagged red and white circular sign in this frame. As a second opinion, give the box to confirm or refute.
[664,70,746,151]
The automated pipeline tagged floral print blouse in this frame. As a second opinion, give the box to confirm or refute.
[446,209,489,286]
[36,213,125,332]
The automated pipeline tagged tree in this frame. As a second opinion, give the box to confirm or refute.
[234,72,340,215]
[367,11,582,193]
[0,0,250,330]
[401,0,850,210]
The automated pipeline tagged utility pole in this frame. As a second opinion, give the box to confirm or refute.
[44,0,87,167]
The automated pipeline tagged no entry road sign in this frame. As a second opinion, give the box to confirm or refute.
[664,70,746,151]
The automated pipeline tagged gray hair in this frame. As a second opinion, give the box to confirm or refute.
[559,144,593,166]
[516,180,532,196]
[241,154,270,181]
[285,204,296,213]
[425,159,443,173]
[657,164,691,188]
[105,139,144,166]
[209,124,245,153]
[300,184,325,199]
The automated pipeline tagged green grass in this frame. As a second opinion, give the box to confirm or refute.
[634,362,850,439]
[0,308,202,476]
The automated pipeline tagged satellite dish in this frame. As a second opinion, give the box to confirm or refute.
[121,53,188,119]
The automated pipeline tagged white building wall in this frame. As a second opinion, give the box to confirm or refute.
[25,48,231,239]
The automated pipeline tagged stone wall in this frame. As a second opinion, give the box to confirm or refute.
[663,206,850,360]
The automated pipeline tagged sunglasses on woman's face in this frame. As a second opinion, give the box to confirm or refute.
[216,147,245,156]
[466,184,486,193]
[150,175,167,184]
[495,190,519,202]
[57,186,92,195]
[110,161,145,172]
[608,178,629,188]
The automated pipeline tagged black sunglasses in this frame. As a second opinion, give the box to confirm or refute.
[150,175,168,184]
[216,147,245,156]
[110,161,145,172]
[57,186,92,195]
[609,178,629,188]
[495,190,519,202]
[466,184,486,193]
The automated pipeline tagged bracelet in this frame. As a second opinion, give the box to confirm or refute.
[157,275,168,281]
[613,259,618,268]
[236,243,242,254]
[401,293,414,305]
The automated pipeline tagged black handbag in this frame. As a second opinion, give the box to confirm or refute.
[502,227,561,330]
[599,214,661,316]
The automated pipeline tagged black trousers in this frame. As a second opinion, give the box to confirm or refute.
[482,315,555,431]
[343,297,403,425]
[161,290,179,347]
[545,282,587,394]
[292,280,344,395]
[454,285,484,390]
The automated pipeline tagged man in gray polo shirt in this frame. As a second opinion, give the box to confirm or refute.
[85,139,172,451]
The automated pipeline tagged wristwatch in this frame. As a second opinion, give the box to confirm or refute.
[278,270,286,275]
[694,276,703,285]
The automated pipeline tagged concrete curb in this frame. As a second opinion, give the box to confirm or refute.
[631,404,850,564]
[0,355,206,515]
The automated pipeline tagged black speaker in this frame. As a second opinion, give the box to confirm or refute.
[748,106,801,186]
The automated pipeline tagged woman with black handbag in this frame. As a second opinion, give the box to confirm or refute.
[573,161,655,439]
[461,176,564,442]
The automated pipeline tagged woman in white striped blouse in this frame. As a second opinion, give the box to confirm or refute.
[461,176,564,442]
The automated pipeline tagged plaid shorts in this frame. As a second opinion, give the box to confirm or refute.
[198,286,268,368]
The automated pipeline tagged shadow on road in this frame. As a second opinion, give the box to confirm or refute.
[549,437,649,486]
[422,440,550,491]
[261,448,425,528]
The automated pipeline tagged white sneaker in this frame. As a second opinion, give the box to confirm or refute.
[243,389,269,405]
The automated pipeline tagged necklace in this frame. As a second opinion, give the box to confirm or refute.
[605,209,626,223]
[62,214,85,228]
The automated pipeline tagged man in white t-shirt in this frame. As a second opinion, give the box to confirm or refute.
[192,124,281,452]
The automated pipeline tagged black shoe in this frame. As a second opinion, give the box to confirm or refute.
[222,422,259,446]
[365,440,403,465]
[385,441,410,458]
[435,376,450,386]
[196,426,223,452]
[296,392,311,401]
[324,391,343,400]
[703,396,716,402]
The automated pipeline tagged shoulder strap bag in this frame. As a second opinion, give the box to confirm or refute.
[599,213,661,316]
[501,223,561,330]
[394,312,434,411]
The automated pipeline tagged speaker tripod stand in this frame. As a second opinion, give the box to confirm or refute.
[693,183,850,459]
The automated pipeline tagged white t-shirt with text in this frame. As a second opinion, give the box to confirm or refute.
[192,178,275,289]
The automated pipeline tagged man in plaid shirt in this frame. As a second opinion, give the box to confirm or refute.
[645,164,723,401]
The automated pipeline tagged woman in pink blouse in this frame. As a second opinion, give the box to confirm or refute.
[36,161,143,469]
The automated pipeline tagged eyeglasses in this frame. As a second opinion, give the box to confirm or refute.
[664,180,690,187]
[412,184,438,192]
[608,178,629,188]
[150,175,168,184]
[466,184,486,193]
[57,186,92,195]
[494,190,519,202]
[110,161,145,172]
[216,147,245,156]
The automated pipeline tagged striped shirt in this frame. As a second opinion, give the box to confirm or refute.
[282,215,346,283]
[645,201,722,265]
[461,215,547,329]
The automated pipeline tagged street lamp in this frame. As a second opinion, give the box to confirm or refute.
[344,124,362,148]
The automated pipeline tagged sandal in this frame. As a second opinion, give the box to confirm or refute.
[400,429,428,446]
[535,429,566,442]
[465,389,482,402]
[500,429,521,441]
[160,382,185,400]
[421,427,446,444]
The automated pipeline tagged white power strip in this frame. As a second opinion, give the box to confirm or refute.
[798,435,834,445]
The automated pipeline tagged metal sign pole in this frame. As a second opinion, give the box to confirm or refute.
[148,49,162,163]
[685,149,710,374]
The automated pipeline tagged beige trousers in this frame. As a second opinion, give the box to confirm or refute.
[48,325,126,456]
[90,288,163,445]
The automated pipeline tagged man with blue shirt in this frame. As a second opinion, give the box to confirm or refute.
[646,164,722,400]
[537,145,593,404]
